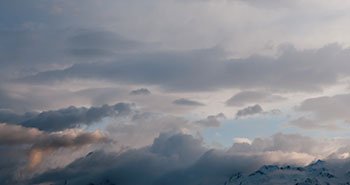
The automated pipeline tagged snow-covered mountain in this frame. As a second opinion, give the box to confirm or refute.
[225,160,350,185]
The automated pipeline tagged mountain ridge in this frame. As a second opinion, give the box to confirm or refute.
[224,159,350,185]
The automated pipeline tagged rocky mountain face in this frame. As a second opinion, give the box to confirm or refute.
[64,159,350,185]
[225,160,350,185]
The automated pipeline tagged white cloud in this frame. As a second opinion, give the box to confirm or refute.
[233,137,252,145]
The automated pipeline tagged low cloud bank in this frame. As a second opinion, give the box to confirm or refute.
[26,132,350,185]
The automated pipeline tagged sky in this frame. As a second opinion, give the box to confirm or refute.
[3,0,350,184]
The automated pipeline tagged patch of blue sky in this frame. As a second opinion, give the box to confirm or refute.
[202,115,289,147]
[202,114,350,147]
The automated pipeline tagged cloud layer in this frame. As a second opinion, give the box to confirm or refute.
[20,44,350,92]
[3,1,350,184]
[0,123,109,183]
[0,103,133,131]
[25,132,350,185]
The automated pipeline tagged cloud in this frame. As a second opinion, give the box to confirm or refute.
[1,102,199,150]
[228,133,345,160]
[30,133,208,185]
[129,88,151,96]
[3,1,350,184]
[226,91,286,107]
[21,44,350,92]
[0,123,109,171]
[4,1,350,97]
[0,28,148,81]
[0,106,200,184]
[28,132,350,185]
[289,117,339,130]
[28,133,265,185]
[28,130,109,169]
[236,104,263,118]
[0,123,42,145]
[233,137,252,144]
[106,112,198,149]
[67,30,146,58]
[0,109,36,126]
[0,103,133,131]
[290,93,350,130]
[195,113,226,127]
[0,87,47,113]
[173,98,205,106]
[235,0,298,8]
[229,133,350,168]
[235,104,281,118]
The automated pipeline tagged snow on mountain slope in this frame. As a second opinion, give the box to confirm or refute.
[225,160,350,185]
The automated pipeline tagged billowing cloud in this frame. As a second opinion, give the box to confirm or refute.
[29,133,208,185]
[195,113,226,127]
[26,133,265,185]
[28,130,109,169]
[3,1,350,185]
[0,123,109,172]
[26,132,350,185]
[106,112,198,148]
[226,91,286,107]
[236,104,264,118]
[0,103,133,131]
[0,123,42,145]
[173,98,205,106]
[235,104,281,118]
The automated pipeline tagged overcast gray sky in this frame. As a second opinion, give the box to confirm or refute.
[2,1,350,184]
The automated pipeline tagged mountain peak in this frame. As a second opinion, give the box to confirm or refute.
[307,159,326,169]
[224,160,347,185]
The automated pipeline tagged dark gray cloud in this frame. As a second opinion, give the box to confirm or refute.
[0,27,151,113]
[226,91,286,107]
[236,104,264,118]
[0,28,149,82]
[129,88,151,96]
[0,148,25,185]
[235,104,281,118]
[2,131,350,185]
[66,30,148,58]
[195,113,226,127]
[21,44,350,92]
[173,98,205,106]
[29,133,264,185]
[0,109,36,125]
[0,103,133,131]
[29,132,350,185]
[29,133,206,185]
